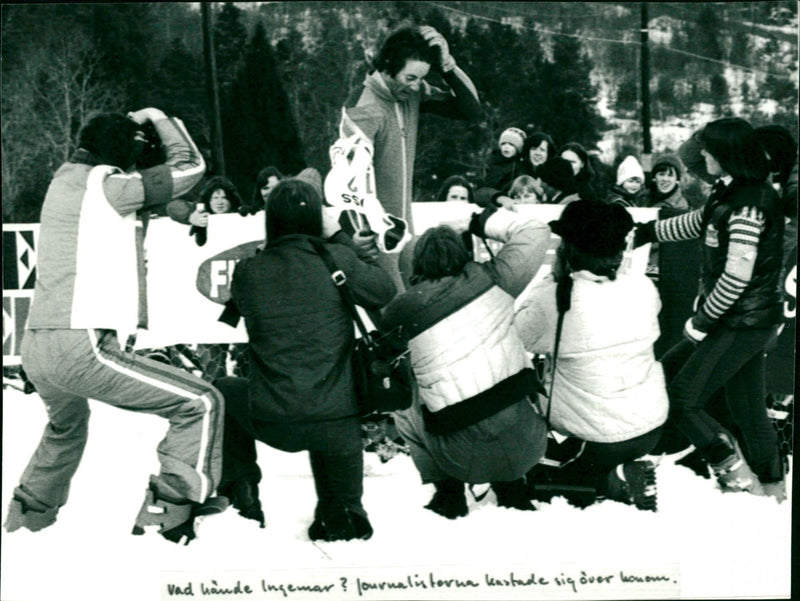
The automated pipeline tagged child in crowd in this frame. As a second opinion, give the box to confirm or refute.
[607,155,649,207]
[484,127,527,193]
[509,175,542,204]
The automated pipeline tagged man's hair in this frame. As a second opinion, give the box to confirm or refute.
[412,225,471,281]
[78,112,141,170]
[696,117,769,183]
[374,26,438,77]
[266,179,322,241]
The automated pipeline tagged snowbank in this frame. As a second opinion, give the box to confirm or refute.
[0,386,792,601]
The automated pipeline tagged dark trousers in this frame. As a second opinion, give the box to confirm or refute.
[660,326,782,482]
[555,427,663,493]
[215,376,367,518]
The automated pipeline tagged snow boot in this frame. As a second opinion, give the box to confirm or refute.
[4,486,59,533]
[492,479,536,511]
[425,478,468,519]
[308,506,373,542]
[219,480,265,528]
[132,483,229,545]
[707,434,765,495]
[604,459,658,511]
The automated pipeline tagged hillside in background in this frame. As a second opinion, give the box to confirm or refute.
[1,2,797,220]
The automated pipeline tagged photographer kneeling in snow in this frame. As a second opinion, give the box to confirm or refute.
[515,200,668,511]
[382,206,551,518]
[215,172,396,541]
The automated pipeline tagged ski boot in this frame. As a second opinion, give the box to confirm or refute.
[132,483,229,545]
[4,486,59,533]
[707,434,764,495]
[605,459,658,511]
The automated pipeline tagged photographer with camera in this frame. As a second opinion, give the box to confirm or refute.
[4,107,227,545]
[382,206,551,518]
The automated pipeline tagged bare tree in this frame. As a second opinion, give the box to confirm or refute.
[2,32,125,220]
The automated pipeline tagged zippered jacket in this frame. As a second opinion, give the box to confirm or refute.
[26,117,205,341]
[344,68,482,232]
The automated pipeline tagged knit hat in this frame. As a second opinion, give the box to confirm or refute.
[652,154,682,179]
[616,155,645,185]
[538,157,577,194]
[293,167,323,197]
[498,127,527,154]
[549,200,634,257]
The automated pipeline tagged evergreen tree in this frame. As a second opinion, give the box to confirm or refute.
[214,3,249,96]
[222,21,305,200]
[538,32,606,149]
[148,37,207,150]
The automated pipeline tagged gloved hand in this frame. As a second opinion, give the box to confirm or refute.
[633,221,657,248]
[419,26,455,72]
[683,317,708,345]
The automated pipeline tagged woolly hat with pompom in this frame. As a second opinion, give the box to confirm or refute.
[498,127,527,154]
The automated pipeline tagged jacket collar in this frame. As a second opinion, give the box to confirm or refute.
[365,70,399,103]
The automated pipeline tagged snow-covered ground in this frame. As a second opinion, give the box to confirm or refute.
[0,385,792,601]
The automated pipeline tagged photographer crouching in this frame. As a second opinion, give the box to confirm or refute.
[4,108,228,545]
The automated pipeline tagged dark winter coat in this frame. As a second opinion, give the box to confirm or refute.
[605,184,649,208]
[230,232,396,423]
[483,149,525,194]
[698,182,784,329]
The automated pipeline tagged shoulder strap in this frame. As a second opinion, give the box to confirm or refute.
[545,275,573,429]
[309,238,374,345]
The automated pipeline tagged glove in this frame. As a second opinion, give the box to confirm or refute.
[683,317,708,345]
[633,221,657,248]
[468,204,499,238]
[419,26,455,72]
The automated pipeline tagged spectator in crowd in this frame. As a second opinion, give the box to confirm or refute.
[634,117,786,501]
[538,156,582,205]
[515,200,667,511]
[168,175,244,247]
[648,154,689,212]
[606,155,649,207]
[484,126,527,193]
[382,205,551,518]
[434,174,475,203]
[521,131,556,178]
[215,173,396,541]
[560,142,599,202]
[508,174,542,204]
[344,24,482,291]
[243,166,284,214]
[4,108,226,545]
